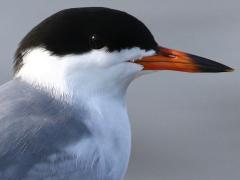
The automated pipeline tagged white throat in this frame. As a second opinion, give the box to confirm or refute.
[15,47,155,102]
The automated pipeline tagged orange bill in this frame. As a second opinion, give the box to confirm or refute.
[135,46,234,73]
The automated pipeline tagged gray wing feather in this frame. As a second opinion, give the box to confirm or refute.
[0,79,90,179]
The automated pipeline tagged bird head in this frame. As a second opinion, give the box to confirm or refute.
[14,7,233,99]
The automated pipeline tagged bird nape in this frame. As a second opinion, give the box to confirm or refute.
[0,7,234,180]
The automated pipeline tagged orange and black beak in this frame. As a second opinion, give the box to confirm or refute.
[135,46,234,73]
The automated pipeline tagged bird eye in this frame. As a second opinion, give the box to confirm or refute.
[89,34,105,49]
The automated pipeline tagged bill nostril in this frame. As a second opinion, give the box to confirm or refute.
[167,54,177,58]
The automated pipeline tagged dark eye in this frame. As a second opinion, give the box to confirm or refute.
[89,34,105,49]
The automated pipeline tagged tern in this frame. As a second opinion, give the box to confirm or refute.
[0,7,233,180]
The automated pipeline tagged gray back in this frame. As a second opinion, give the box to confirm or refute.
[0,79,90,179]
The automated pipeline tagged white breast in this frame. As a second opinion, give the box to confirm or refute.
[65,96,131,180]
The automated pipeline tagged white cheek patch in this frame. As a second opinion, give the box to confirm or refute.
[61,47,155,68]
[15,47,155,99]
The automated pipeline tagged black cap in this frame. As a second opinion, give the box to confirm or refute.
[14,7,158,72]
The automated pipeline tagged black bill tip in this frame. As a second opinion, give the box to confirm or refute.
[189,54,234,73]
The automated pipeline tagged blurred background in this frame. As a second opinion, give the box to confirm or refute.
[0,0,239,179]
